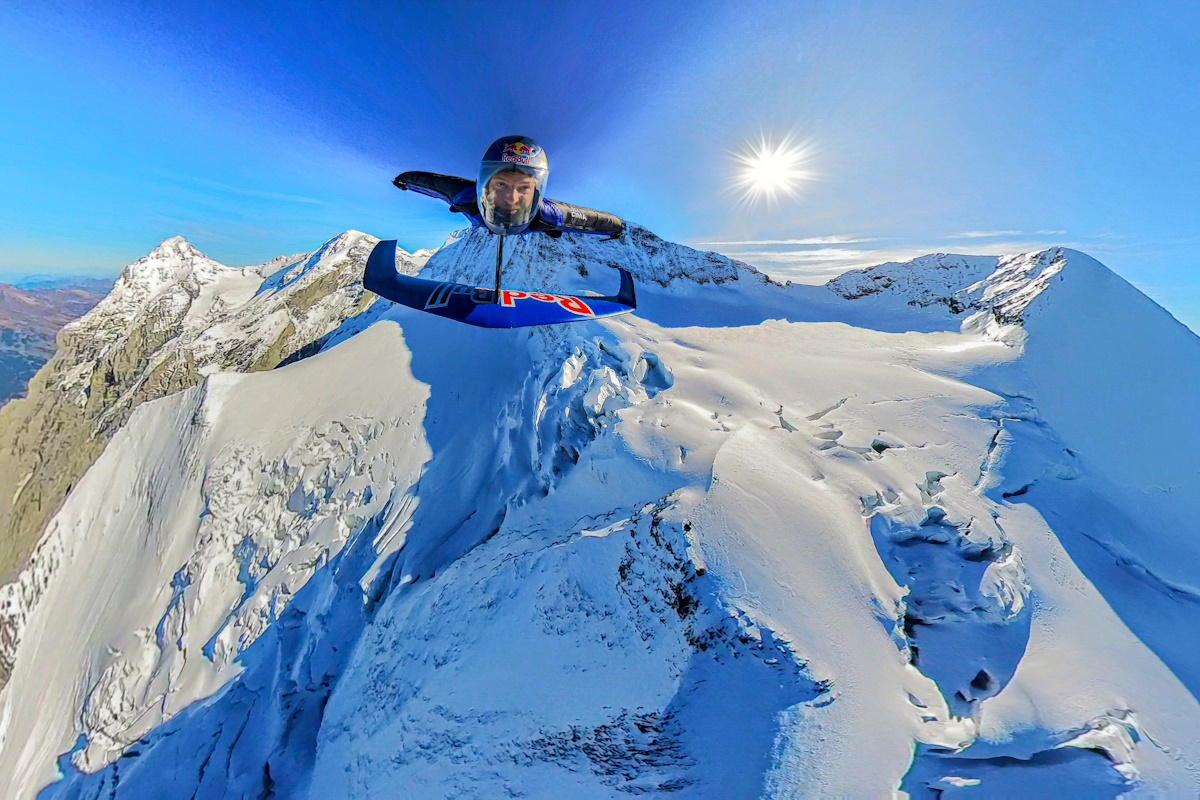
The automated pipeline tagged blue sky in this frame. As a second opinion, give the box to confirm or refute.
[2,1,1198,330]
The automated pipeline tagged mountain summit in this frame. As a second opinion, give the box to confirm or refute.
[0,229,1197,798]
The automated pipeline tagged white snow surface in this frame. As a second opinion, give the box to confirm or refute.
[0,229,1198,798]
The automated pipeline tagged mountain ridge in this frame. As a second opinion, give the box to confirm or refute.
[0,228,1197,797]
[0,231,427,593]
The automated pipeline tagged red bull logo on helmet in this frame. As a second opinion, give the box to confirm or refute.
[501,140,539,165]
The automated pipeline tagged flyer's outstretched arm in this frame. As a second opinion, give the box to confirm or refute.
[529,199,623,239]
[394,170,623,239]
[393,171,476,209]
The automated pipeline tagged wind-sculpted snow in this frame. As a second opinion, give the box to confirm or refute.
[3,232,1200,797]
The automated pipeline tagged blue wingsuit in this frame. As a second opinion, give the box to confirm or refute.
[360,172,635,329]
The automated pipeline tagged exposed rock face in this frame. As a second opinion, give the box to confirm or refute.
[0,232,427,656]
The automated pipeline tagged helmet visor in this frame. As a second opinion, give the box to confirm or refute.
[478,162,546,235]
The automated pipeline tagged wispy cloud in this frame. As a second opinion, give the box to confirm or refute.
[949,230,1023,239]
[1037,229,1067,236]
[719,244,941,284]
[722,248,873,263]
[158,172,327,206]
[695,235,875,246]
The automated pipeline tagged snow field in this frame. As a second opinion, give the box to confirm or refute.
[0,323,431,794]
[1,234,1198,797]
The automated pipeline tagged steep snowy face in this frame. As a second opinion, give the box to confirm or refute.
[827,249,1069,323]
[424,223,756,293]
[0,232,428,674]
[974,250,1200,606]
[0,325,431,790]
[56,230,407,414]
[828,253,1001,310]
[2,233,1199,799]
[87,236,228,334]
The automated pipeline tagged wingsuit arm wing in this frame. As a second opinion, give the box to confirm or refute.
[532,199,624,239]
[393,171,476,208]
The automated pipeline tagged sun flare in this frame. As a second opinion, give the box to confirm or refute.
[732,133,814,208]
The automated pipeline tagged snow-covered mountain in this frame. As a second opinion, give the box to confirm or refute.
[0,227,1197,798]
[0,232,427,596]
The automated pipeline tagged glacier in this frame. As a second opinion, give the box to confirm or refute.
[0,226,1197,797]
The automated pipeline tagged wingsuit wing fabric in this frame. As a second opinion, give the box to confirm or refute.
[393,171,475,206]
[530,200,624,238]
[363,239,635,328]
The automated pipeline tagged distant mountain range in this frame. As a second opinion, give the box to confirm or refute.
[0,278,112,407]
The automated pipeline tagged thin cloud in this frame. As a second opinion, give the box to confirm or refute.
[696,236,876,246]
[703,230,1112,287]
[722,248,873,263]
[949,230,1023,239]
[728,244,941,285]
[158,172,326,206]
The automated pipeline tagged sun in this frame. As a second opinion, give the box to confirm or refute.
[732,133,815,208]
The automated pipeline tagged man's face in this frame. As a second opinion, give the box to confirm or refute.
[487,171,538,217]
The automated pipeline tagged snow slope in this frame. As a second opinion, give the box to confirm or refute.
[0,230,428,619]
[0,232,1197,798]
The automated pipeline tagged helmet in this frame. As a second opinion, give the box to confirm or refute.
[477,135,548,235]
